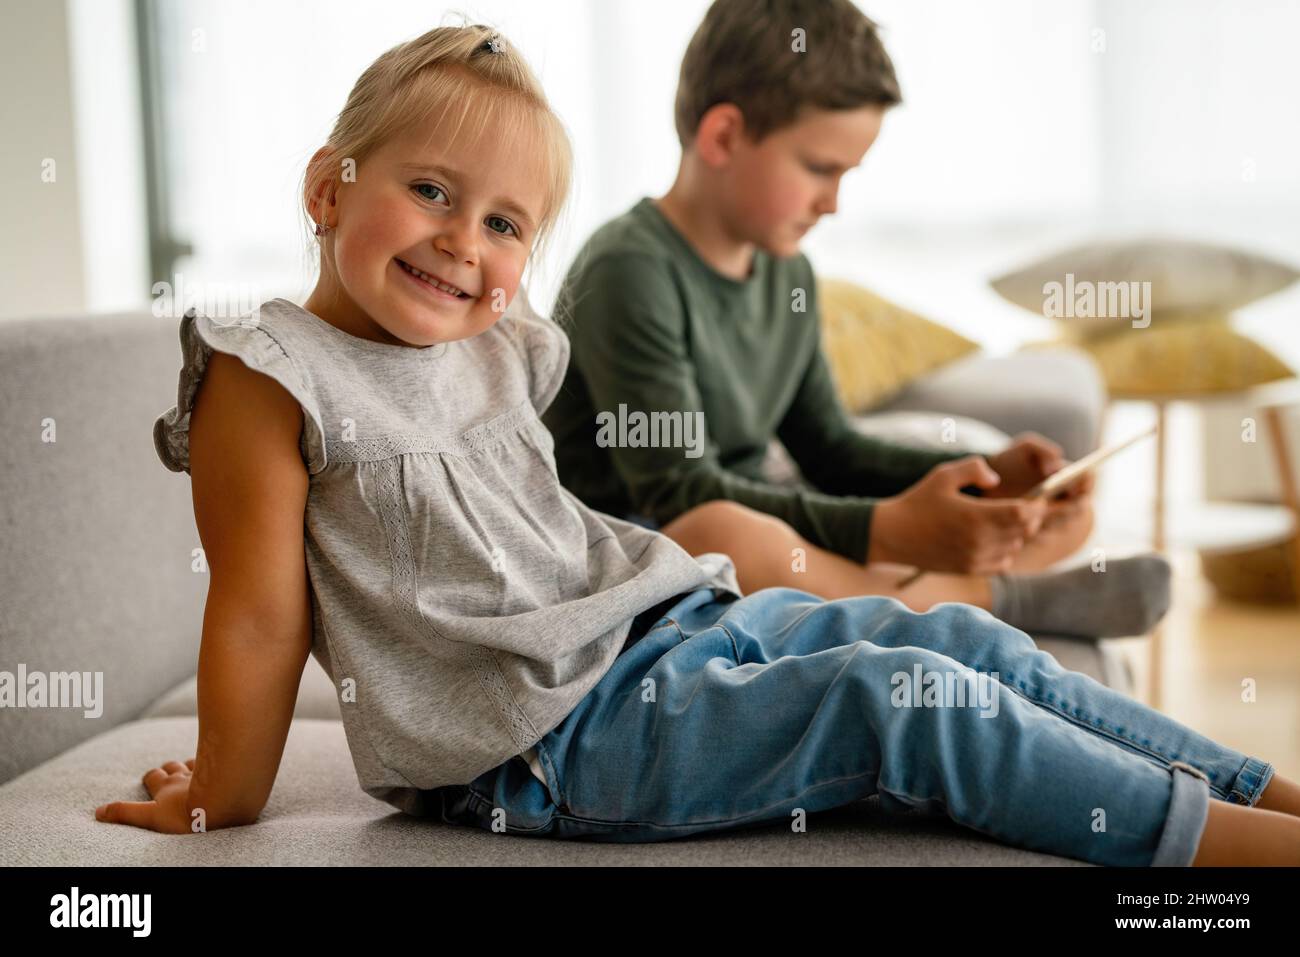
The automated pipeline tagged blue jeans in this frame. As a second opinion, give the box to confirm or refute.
[428,587,1274,866]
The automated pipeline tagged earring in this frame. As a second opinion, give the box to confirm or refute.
[314,221,331,236]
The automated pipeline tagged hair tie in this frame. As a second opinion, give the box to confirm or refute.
[481,34,503,55]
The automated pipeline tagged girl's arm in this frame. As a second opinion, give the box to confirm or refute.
[186,349,315,828]
[97,349,313,832]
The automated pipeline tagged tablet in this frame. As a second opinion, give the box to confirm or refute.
[1023,425,1156,500]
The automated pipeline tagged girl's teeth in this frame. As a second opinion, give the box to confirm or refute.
[402,260,462,296]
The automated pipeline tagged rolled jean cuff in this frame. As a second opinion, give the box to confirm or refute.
[1227,756,1275,806]
[1151,761,1211,867]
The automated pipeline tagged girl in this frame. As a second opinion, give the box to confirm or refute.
[99,25,1300,865]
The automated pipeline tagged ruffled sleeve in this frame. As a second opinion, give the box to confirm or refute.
[153,308,329,476]
[501,288,570,415]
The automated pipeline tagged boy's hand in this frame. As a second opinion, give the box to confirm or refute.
[987,432,1097,528]
[869,456,1047,574]
[95,758,202,834]
[1048,465,1097,503]
[984,433,1066,499]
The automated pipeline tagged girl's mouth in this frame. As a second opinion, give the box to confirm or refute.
[395,259,473,300]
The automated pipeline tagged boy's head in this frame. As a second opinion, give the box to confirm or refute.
[674,0,901,257]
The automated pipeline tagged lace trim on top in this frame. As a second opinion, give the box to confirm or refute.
[327,401,542,463]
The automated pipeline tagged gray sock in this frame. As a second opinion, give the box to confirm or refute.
[989,553,1172,638]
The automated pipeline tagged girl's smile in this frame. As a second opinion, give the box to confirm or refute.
[393,257,477,301]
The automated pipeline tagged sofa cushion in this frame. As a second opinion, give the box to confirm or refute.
[1038,320,1294,398]
[0,716,1088,865]
[853,410,1010,456]
[876,349,1106,461]
[990,238,1300,337]
[818,279,980,412]
[0,313,208,785]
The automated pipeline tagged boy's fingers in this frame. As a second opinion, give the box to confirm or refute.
[940,456,1000,490]
[979,500,1044,533]
[162,760,187,774]
[1017,432,1064,470]
[95,800,155,828]
[972,549,1016,575]
[980,535,1023,565]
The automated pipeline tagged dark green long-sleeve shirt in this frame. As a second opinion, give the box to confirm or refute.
[543,197,967,562]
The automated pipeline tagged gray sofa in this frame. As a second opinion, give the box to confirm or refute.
[0,310,1122,866]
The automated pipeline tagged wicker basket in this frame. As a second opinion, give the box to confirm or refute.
[1199,535,1297,604]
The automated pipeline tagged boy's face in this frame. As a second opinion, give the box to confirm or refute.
[316,103,548,348]
[720,104,884,259]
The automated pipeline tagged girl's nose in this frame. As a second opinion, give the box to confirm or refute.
[433,218,478,266]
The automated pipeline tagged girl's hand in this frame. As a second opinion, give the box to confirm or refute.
[95,758,201,834]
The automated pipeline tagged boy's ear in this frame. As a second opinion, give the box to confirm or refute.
[693,103,747,168]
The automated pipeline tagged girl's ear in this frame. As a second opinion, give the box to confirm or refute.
[305,146,340,225]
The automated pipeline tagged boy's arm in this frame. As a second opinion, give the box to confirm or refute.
[568,254,883,562]
[775,331,970,499]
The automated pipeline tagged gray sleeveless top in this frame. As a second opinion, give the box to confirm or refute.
[153,296,739,813]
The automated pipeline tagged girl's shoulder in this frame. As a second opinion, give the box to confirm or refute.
[487,289,570,416]
[154,300,330,477]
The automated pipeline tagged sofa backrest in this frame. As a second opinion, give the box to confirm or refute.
[0,312,206,784]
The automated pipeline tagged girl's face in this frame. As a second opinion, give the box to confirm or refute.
[309,104,550,349]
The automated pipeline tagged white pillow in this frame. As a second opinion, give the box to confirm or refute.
[991,238,1299,337]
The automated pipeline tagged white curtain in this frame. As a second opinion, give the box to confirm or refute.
[109,0,1300,331]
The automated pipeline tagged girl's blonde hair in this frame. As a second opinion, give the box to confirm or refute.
[302,24,573,269]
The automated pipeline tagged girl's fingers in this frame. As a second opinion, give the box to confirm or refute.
[95,800,155,829]
[142,766,167,795]
[143,760,192,796]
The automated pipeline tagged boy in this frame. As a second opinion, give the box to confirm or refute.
[544,0,1165,636]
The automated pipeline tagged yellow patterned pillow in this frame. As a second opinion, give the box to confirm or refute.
[1024,319,1293,397]
[818,279,979,413]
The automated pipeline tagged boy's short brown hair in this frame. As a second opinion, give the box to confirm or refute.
[674,0,901,146]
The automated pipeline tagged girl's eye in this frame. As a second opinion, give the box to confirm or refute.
[412,183,448,203]
[486,215,519,237]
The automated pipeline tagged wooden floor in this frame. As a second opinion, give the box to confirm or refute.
[1127,546,1300,782]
